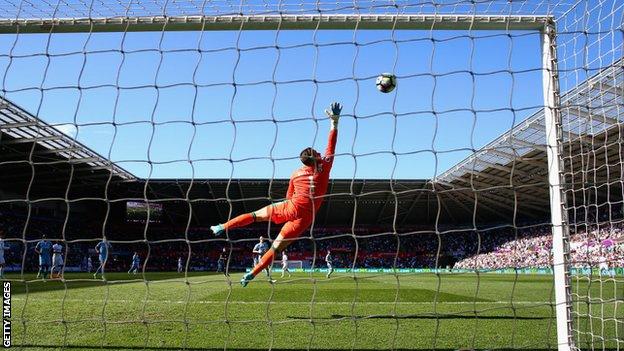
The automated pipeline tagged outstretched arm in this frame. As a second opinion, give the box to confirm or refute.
[286,177,294,200]
[323,102,341,165]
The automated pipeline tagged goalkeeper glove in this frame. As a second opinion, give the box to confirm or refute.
[325,102,342,127]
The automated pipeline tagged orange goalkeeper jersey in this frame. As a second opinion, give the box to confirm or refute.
[286,129,337,215]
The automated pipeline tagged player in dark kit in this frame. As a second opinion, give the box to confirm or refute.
[217,248,229,276]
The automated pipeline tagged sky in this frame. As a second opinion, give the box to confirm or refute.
[0,25,551,180]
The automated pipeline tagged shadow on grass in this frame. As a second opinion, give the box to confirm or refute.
[287,314,552,320]
[211,287,493,303]
[7,272,232,295]
[15,346,575,351]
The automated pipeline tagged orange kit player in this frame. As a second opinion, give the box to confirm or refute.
[210,101,342,287]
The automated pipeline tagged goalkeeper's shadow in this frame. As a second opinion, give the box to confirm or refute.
[287,314,550,320]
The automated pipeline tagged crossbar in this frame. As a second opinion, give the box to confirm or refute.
[0,14,552,33]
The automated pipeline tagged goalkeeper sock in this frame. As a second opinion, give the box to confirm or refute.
[223,213,255,230]
[251,249,275,277]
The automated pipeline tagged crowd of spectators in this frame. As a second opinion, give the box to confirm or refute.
[2,208,624,273]
[454,222,624,270]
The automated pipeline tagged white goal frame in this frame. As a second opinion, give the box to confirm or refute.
[0,13,572,350]
[282,260,304,271]
[542,22,573,351]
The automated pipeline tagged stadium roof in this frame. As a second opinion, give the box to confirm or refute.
[435,57,623,223]
[0,97,135,200]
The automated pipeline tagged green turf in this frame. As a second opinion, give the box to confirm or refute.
[4,272,622,350]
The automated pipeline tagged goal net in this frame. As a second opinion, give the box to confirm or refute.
[0,0,620,350]
[556,3,624,350]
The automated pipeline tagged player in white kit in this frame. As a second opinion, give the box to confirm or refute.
[50,241,64,279]
[280,250,292,278]
[325,250,334,279]
[87,256,93,272]
[177,257,183,273]
[0,230,10,279]
[598,254,612,277]
[128,252,141,274]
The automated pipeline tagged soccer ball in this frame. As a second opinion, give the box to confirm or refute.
[375,73,397,93]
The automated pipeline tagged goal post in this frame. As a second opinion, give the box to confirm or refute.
[541,21,573,351]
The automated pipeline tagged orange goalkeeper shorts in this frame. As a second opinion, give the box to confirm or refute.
[268,200,313,240]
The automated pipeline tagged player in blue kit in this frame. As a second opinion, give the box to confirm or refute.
[94,239,112,279]
[128,252,140,274]
[252,237,270,277]
[0,230,10,279]
[35,235,52,280]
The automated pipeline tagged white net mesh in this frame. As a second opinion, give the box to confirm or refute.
[0,0,621,350]
[557,1,623,349]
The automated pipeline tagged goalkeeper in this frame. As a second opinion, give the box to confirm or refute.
[211,102,342,287]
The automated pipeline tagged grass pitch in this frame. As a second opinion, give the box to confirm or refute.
[6,271,622,350]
